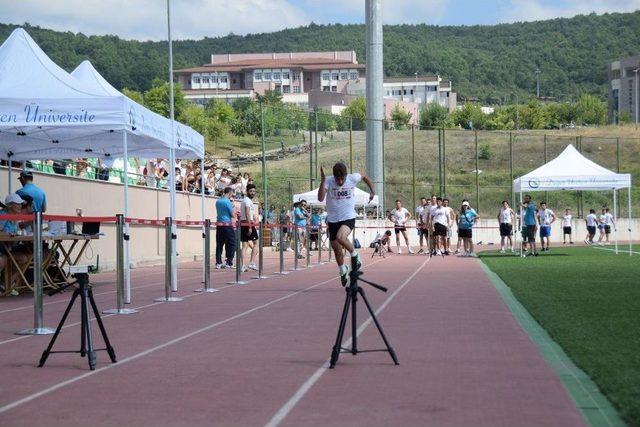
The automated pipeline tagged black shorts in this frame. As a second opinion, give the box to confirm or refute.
[458,228,472,238]
[433,223,447,236]
[282,226,288,235]
[418,228,428,238]
[328,218,356,241]
[394,225,407,234]
[309,231,319,242]
[605,225,611,234]
[587,225,596,236]
[563,226,572,235]
[525,225,537,243]
[499,223,513,237]
[240,226,258,242]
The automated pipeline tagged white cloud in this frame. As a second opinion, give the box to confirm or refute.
[0,0,311,40]
[503,0,640,23]
[301,0,449,25]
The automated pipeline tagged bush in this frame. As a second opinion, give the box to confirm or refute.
[479,143,493,160]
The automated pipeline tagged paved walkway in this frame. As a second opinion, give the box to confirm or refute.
[0,252,586,426]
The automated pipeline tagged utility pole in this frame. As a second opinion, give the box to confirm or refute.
[535,68,541,98]
[634,68,640,124]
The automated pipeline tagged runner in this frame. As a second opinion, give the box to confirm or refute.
[318,162,375,286]
[497,200,515,253]
[429,197,451,256]
[562,208,574,244]
[415,197,429,254]
[537,201,556,252]
[389,200,414,254]
[443,198,455,255]
[585,208,598,245]
[239,184,259,271]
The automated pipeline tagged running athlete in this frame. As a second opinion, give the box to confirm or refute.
[318,162,375,286]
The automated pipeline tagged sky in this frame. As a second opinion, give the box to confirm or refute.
[1,0,639,41]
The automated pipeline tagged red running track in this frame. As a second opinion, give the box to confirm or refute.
[0,251,585,427]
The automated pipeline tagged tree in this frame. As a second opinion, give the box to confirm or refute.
[419,103,450,128]
[255,90,283,106]
[205,99,236,124]
[311,108,337,132]
[451,103,488,129]
[575,94,606,126]
[517,100,551,129]
[341,97,366,130]
[122,88,144,105]
[390,104,412,130]
[143,80,187,120]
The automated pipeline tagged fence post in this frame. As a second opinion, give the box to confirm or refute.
[349,118,353,171]
[543,134,548,204]
[252,221,270,279]
[309,112,313,191]
[509,132,514,209]
[291,223,304,271]
[274,223,289,275]
[442,127,447,198]
[475,129,480,212]
[317,224,323,264]
[227,221,248,285]
[315,113,319,182]
[438,128,443,196]
[154,217,183,302]
[195,219,218,293]
[16,212,55,335]
[616,137,621,215]
[104,214,138,312]
[411,124,416,207]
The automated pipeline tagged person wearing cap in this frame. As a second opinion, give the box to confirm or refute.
[16,171,46,213]
[0,193,30,296]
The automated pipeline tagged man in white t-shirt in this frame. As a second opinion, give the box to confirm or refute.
[562,208,574,244]
[389,200,414,254]
[585,209,598,244]
[239,184,259,272]
[318,162,375,286]
[597,207,616,245]
[415,197,429,254]
[497,200,515,253]
[537,201,556,252]
[430,197,450,256]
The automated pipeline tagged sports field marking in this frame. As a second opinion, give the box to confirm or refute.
[265,257,430,427]
[590,245,640,255]
[0,257,386,415]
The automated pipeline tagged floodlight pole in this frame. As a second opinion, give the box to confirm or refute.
[167,0,178,291]
[366,0,384,213]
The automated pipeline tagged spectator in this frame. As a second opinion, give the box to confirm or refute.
[0,193,30,295]
[75,158,90,178]
[215,187,236,269]
[97,157,114,181]
[278,206,291,250]
[145,158,161,188]
[498,200,515,253]
[521,195,538,256]
[310,208,322,250]
[174,167,184,191]
[16,170,46,212]
[293,201,308,258]
[457,201,479,257]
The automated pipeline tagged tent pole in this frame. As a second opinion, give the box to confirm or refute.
[628,186,632,256]
[201,155,206,282]
[519,191,523,258]
[167,0,178,292]
[7,155,12,194]
[614,189,618,254]
[123,131,132,304]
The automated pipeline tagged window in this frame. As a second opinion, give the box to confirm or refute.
[202,76,210,84]
[220,75,228,83]
[331,72,339,81]
[350,71,358,80]
[386,91,390,96]
[340,71,348,80]
[322,86,330,92]
[254,72,262,81]
[283,72,290,80]
[263,72,271,80]
[293,86,301,93]
[292,72,300,81]
[275,85,281,93]
[403,89,407,95]
[273,72,281,80]
[322,72,330,81]
[283,85,291,93]
[212,75,218,83]
[410,89,414,95]
[192,76,201,83]
[331,86,337,92]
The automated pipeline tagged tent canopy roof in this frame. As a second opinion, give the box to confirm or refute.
[0,29,203,160]
[293,187,379,207]
[513,144,631,191]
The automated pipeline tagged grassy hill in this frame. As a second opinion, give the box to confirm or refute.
[2,10,640,102]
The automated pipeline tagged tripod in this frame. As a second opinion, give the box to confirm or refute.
[329,259,399,369]
[39,273,117,370]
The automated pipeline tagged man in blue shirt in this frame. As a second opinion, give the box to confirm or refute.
[16,171,46,213]
[310,208,322,250]
[215,187,237,269]
[521,194,538,256]
[293,201,308,258]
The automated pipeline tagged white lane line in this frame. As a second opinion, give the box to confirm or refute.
[264,257,430,427]
[0,257,384,415]
[590,245,640,255]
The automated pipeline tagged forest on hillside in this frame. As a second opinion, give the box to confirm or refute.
[1,10,639,102]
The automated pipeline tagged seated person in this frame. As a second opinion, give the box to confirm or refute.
[371,230,392,256]
[0,194,31,295]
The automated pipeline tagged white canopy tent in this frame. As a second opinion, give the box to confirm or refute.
[293,187,379,208]
[71,60,206,302]
[513,144,632,255]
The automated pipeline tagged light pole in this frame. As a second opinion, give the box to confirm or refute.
[512,92,519,129]
[535,68,541,98]
[634,68,639,124]
[414,71,418,103]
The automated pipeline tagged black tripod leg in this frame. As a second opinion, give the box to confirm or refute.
[80,288,87,358]
[88,288,117,363]
[330,291,352,369]
[351,288,358,355]
[39,290,80,367]
[80,285,97,370]
[358,288,399,365]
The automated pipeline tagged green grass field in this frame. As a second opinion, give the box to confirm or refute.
[480,247,640,426]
